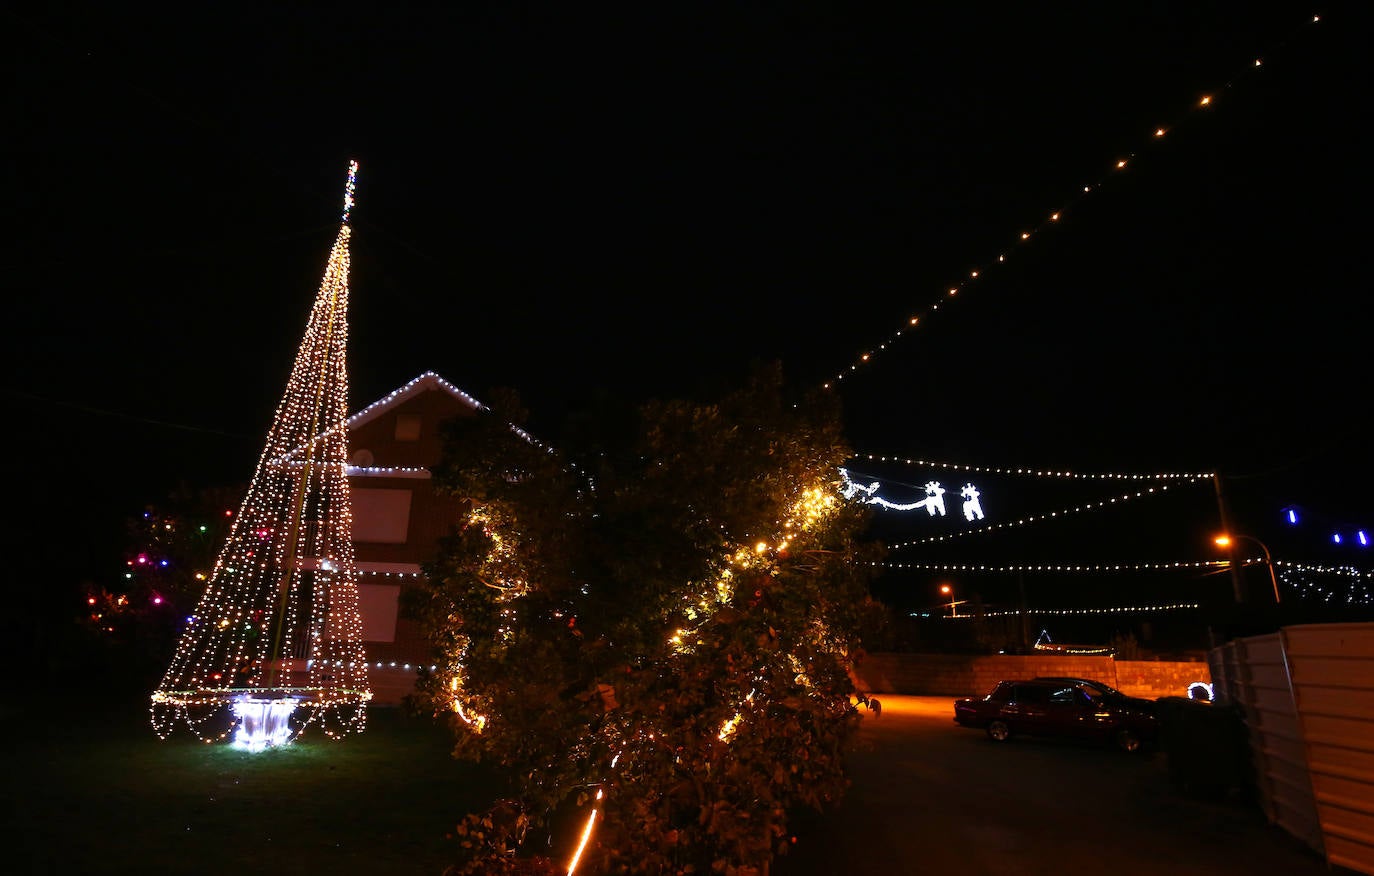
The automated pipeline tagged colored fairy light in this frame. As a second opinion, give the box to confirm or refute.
[342,159,358,222]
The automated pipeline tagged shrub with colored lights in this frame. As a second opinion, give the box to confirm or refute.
[79,483,243,679]
[408,363,885,875]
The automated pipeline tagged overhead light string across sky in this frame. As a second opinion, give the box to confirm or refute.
[819,13,1326,392]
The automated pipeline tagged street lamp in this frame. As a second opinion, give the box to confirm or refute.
[939,583,966,617]
[1215,534,1280,604]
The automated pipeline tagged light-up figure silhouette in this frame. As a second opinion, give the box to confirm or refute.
[960,483,984,521]
[922,481,947,516]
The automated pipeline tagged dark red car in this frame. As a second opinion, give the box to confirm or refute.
[953,679,1158,752]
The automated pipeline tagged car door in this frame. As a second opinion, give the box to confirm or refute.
[1000,684,1051,733]
[1047,685,1103,738]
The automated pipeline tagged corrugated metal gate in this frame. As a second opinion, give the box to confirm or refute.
[1209,622,1374,875]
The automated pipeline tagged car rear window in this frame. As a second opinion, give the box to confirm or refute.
[1049,686,1091,706]
[1012,685,1050,704]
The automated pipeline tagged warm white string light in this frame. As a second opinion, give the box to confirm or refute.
[1277,560,1373,606]
[879,560,1228,573]
[885,484,1178,551]
[848,453,1212,482]
[967,603,1201,617]
[151,161,372,747]
[820,13,1325,389]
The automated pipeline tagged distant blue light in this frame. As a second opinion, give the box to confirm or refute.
[1359,530,1369,547]
[1285,508,1299,525]
[1333,533,1343,545]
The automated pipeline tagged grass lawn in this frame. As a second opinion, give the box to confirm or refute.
[12,691,507,875]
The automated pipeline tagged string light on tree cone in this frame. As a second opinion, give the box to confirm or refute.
[151,161,372,749]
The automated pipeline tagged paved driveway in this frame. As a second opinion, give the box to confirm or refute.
[774,695,1337,876]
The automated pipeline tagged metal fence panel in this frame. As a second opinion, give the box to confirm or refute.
[1284,622,1374,875]
[1216,632,1325,855]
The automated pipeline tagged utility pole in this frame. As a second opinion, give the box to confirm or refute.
[1018,570,1030,650]
[1213,472,1245,603]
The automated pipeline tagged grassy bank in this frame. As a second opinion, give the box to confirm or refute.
[14,694,504,875]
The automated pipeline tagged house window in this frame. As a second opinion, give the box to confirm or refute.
[358,583,399,642]
[351,488,413,544]
[394,414,422,441]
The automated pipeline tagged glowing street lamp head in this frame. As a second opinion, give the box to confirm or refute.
[1214,535,1232,548]
[940,583,953,596]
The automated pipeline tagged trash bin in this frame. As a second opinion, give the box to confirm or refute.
[1155,695,1252,800]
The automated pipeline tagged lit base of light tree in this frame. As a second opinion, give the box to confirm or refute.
[232,696,301,751]
[151,682,372,748]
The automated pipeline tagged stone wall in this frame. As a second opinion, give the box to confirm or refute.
[1112,660,1212,699]
[852,652,1209,700]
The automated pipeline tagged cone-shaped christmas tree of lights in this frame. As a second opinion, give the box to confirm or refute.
[152,162,371,748]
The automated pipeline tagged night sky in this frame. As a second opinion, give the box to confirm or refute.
[8,5,1370,626]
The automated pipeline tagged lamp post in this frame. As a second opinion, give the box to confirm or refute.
[1215,534,1280,604]
[939,583,966,618]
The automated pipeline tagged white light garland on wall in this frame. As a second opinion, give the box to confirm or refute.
[347,465,433,478]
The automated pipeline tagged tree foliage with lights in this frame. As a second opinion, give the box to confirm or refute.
[409,362,886,874]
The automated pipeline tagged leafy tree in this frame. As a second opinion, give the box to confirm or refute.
[407,363,885,875]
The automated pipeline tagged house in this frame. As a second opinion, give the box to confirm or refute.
[344,371,484,705]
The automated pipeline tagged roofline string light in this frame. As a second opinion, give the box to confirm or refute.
[820,13,1325,390]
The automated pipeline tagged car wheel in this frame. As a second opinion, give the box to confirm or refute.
[986,720,1011,742]
[1115,728,1142,753]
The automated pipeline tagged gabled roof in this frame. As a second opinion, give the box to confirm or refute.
[346,371,486,431]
